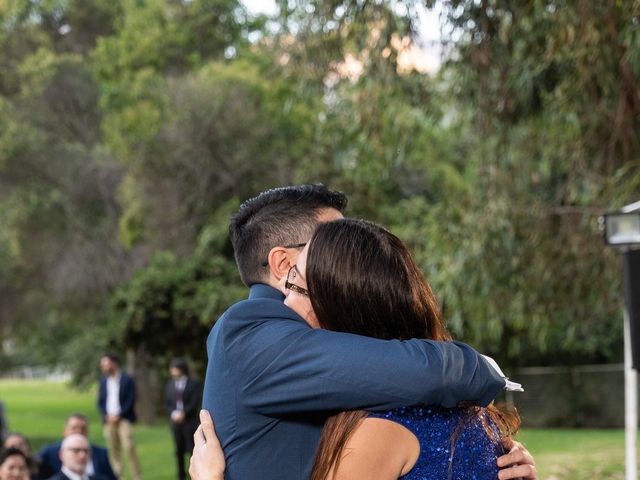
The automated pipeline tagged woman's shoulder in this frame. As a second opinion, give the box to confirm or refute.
[332,416,420,480]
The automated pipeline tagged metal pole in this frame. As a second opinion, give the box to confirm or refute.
[625,308,638,480]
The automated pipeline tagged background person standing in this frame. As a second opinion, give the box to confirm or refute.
[97,354,142,480]
[164,359,201,480]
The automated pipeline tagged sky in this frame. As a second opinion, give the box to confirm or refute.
[241,0,443,73]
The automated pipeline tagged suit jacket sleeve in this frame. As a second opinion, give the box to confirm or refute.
[97,377,107,419]
[164,381,175,416]
[182,380,202,418]
[120,374,136,417]
[215,298,504,416]
[92,446,117,480]
[38,443,62,478]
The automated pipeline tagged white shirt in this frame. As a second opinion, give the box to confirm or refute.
[61,466,89,480]
[86,459,95,476]
[105,373,122,416]
[175,377,187,411]
[171,376,187,421]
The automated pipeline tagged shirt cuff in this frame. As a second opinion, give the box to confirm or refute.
[482,354,524,392]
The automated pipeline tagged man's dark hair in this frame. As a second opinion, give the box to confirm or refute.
[0,446,28,467]
[101,353,120,365]
[230,184,348,286]
[67,413,89,424]
[170,358,189,376]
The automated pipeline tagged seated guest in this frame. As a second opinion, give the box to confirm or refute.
[3,433,39,479]
[0,447,31,480]
[3,433,32,456]
[39,415,114,480]
[45,434,109,480]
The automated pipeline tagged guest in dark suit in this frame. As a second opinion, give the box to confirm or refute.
[45,434,109,480]
[164,359,201,480]
[38,414,116,480]
[97,353,142,480]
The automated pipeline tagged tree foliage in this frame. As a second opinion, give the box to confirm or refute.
[1,0,639,405]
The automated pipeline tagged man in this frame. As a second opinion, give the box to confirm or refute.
[97,353,142,480]
[202,184,535,479]
[39,414,116,480]
[45,433,110,480]
[164,358,202,480]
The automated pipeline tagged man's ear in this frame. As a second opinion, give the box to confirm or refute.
[266,246,294,281]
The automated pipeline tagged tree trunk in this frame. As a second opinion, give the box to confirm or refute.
[126,345,159,425]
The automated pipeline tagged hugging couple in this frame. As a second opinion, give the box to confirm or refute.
[192,184,536,480]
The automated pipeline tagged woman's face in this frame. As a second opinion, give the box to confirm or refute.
[0,454,29,480]
[283,243,320,329]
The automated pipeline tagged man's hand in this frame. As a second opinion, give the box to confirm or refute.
[106,415,120,425]
[189,410,225,480]
[171,410,185,423]
[497,438,537,479]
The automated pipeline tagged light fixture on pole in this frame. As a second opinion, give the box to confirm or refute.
[601,199,640,480]
[603,200,640,246]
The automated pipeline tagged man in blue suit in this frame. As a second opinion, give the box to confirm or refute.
[203,185,519,480]
[39,413,116,479]
[97,353,142,480]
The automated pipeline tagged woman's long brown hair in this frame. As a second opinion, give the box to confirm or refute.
[307,219,520,480]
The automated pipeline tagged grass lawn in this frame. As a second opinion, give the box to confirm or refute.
[0,379,630,479]
[1,379,176,480]
[518,428,627,479]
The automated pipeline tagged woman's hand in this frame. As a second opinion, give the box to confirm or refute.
[497,438,537,479]
[189,410,226,480]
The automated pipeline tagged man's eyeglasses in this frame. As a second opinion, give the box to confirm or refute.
[285,265,309,297]
[261,243,307,267]
[66,447,90,454]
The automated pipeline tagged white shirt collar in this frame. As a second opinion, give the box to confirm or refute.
[61,466,89,480]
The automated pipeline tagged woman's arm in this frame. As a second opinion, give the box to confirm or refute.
[187,409,537,480]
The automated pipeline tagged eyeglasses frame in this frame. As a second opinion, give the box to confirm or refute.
[261,243,308,267]
[285,265,309,296]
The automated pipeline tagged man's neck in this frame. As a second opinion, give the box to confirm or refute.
[61,466,87,480]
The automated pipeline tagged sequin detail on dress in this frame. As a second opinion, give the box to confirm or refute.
[369,406,504,480]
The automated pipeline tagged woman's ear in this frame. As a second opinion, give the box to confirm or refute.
[266,246,294,280]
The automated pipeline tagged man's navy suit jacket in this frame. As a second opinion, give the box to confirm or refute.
[39,442,116,480]
[97,372,137,423]
[202,284,504,480]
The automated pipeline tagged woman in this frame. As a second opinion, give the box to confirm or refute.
[287,218,519,480]
[191,218,533,480]
[0,447,30,480]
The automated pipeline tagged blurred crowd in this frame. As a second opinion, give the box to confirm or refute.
[0,412,115,480]
[0,355,202,480]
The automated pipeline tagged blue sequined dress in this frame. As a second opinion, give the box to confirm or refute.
[368,406,504,480]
